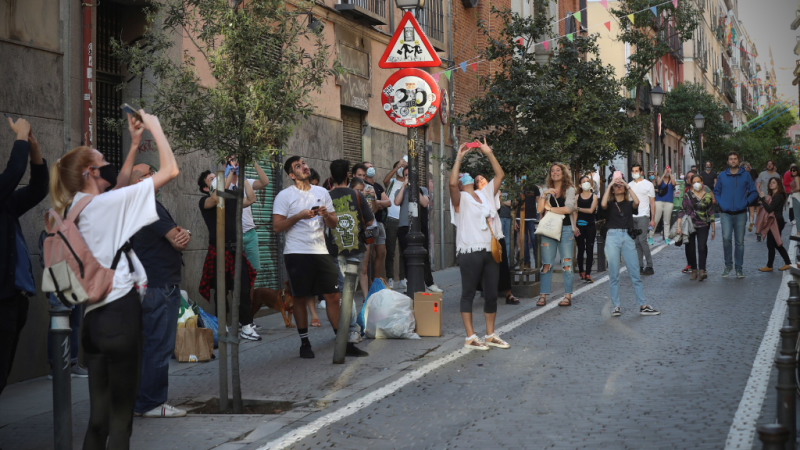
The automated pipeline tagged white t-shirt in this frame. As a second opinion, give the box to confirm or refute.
[231,178,256,233]
[72,178,158,314]
[628,179,655,217]
[273,185,334,254]
[451,179,503,255]
[386,178,403,220]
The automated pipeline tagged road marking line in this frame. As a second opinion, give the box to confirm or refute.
[724,235,796,449]
[257,244,668,450]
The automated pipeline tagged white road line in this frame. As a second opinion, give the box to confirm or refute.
[257,244,669,450]
[724,234,796,450]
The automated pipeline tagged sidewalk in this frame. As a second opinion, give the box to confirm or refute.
[0,265,566,450]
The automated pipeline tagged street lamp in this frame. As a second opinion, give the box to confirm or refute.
[693,112,705,169]
[650,84,664,174]
[395,0,425,10]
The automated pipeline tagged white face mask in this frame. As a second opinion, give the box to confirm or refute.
[397,167,404,177]
[679,175,684,180]
[693,182,702,191]
[581,182,592,191]
[631,172,641,180]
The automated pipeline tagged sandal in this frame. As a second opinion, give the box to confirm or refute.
[536,295,547,306]
[505,293,520,305]
[558,295,572,307]
[310,318,322,327]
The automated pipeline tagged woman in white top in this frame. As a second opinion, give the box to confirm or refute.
[49,110,179,450]
[449,138,510,351]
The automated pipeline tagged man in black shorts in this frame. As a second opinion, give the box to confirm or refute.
[274,156,362,359]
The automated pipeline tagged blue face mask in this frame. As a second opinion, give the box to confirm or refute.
[460,174,474,186]
[649,175,655,180]
[366,167,376,178]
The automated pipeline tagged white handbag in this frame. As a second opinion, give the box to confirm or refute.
[534,196,565,241]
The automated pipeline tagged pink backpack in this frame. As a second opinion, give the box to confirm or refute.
[42,196,131,305]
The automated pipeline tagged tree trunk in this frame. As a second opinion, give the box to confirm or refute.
[230,155,245,414]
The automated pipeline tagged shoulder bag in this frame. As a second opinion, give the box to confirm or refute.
[485,218,502,263]
[534,196,565,241]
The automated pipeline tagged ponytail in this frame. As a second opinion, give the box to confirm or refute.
[49,146,95,217]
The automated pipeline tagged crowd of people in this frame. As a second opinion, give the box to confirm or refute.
[2,107,800,448]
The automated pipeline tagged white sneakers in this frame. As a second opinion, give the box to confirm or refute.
[426,284,443,293]
[141,403,187,418]
[349,331,363,343]
[395,279,407,289]
[387,278,394,288]
[240,324,262,341]
[319,300,327,309]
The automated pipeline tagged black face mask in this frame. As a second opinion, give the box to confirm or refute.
[98,164,118,191]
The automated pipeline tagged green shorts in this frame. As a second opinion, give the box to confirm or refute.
[243,228,260,271]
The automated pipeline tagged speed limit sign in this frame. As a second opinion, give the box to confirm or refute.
[381,68,441,128]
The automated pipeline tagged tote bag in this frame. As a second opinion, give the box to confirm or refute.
[534,196,565,241]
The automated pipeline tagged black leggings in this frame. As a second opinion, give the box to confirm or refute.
[82,289,142,450]
[576,223,596,276]
[767,219,791,268]
[458,251,499,314]
[685,226,710,270]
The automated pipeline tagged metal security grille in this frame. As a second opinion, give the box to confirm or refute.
[96,1,123,170]
[342,108,362,164]
[245,160,279,290]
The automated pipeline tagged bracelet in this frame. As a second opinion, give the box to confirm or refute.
[456,158,463,162]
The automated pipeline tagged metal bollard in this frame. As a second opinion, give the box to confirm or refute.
[775,354,797,449]
[758,423,789,450]
[333,258,360,364]
[787,281,800,330]
[779,326,798,358]
[49,308,72,450]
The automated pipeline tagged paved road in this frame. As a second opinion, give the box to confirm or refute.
[251,221,793,450]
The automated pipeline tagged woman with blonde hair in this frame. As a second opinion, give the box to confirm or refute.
[50,110,179,450]
[536,163,577,307]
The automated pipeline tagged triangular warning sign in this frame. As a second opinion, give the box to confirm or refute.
[379,11,442,69]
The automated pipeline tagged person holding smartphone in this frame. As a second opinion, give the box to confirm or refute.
[601,175,660,317]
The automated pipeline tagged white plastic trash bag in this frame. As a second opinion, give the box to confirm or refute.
[363,289,420,339]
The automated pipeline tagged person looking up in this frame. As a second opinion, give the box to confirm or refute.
[536,163,577,307]
[755,160,782,241]
[224,159,269,276]
[309,168,320,186]
[573,176,598,283]
[49,110,179,449]
[676,175,716,281]
[449,139,509,351]
[756,178,792,272]
[383,158,408,289]
[652,168,677,244]
[627,164,656,273]
[713,151,757,278]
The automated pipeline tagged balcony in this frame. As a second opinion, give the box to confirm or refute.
[724,78,735,102]
[638,83,651,112]
[418,0,446,52]
[335,0,388,26]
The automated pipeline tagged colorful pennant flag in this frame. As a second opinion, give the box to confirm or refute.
[567,33,574,42]
[600,0,608,9]
[471,63,477,72]
[604,21,612,32]
[542,41,549,51]
[573,11,582,24]
[627,14,635,24]
[650,6,657,16]
[432,72,440,83]
[672,0,678,7]
[444,71,451,80]
[515,37,524,46]
[460,62,467,72]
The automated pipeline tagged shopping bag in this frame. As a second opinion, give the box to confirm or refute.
[197,307,219,349]
[174,327,215,363]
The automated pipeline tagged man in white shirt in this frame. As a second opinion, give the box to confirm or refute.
[224,160,269,272]
[628,164,656,275]
[273,156,342,359]
[382,158,408,289]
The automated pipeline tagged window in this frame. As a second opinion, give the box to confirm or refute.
[341,108,363,164]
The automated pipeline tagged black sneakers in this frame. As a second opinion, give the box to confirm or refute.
[642,267,655,275]
[640,305,660,315]
[346,343,369,357]
[300,343,315,359]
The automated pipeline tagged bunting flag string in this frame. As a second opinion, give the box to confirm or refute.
[627,14,635,24]
[604,21,612,32]
[650,6,658,16]
[600,0,608,9]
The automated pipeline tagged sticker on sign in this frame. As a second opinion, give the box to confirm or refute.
[378,11,442,69]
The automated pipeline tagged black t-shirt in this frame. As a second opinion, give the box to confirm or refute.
[328,187,375,258]
[367,181,387,224]
[700,170,717,188]
[132,201,182,287]
[549,195,571,226]
[750,169,759,182]
[199,193,239,245]
[576,194,595,225]
[516,186,541,220]
[606,200,634,230]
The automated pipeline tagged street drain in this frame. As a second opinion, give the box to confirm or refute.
[182,398,295,415]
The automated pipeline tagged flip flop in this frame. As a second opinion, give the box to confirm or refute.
[310,318,322,327]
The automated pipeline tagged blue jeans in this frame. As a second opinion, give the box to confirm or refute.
[501,218,512,257]
[47,294,80,366]
[134,285,182,414]
[540,225,575,295]
[605,229,646,308]
[336,254,362,339]
[518,220,537,264]
[720,212,747,271]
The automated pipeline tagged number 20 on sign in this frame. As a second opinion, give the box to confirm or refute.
[382,68,441,129]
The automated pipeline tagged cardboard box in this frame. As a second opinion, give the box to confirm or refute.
[414,292,442,337]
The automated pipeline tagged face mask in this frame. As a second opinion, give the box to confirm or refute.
[631,173,640,180]
[706,167,711,171]
[693,182,702,191]
[460,174,474,186]
[649,175,655,180]
[366,167,375,178]
[397,167,404,177]
[99,164,118,191]
[679,175,684,180]
[581,182,591,191]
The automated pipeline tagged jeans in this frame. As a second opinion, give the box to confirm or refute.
[47,294,81,366]
[134,285,181,414]
[501,218,512,256]
[540,225,575,295]
[576,223,596,276]
[605,229,646,308]
[518,220,537,265]
[632,216,653,268]
[650,201,674,239]
[385,217,405,281]
[336,254,362,339]
[685,226,710,271]
[242,229,260,271]
[720,212,747,271]
[458,251,499,313]
[766,218,791,268]
[82,290,142,450]
[0,292,28,395]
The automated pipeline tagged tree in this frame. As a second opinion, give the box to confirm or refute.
[112,0,337,413]
[660,82,730,170]
[721,105,799,171]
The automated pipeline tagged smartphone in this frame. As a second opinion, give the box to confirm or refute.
[311,206,320,211]
[120,103,142,122]
[466,142,481,148]
[3,113,11,119]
